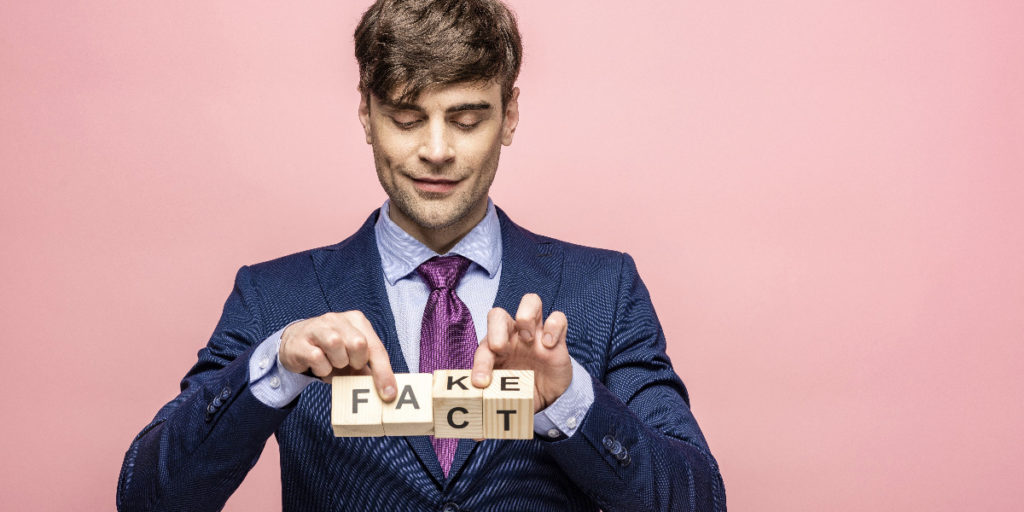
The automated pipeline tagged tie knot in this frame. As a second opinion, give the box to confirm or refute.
[416,255,471,291]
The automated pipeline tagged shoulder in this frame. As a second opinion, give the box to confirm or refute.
[243,210,378,282]
[498,208,635,280]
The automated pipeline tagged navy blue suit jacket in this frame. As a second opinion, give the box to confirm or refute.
[117,208,726,511]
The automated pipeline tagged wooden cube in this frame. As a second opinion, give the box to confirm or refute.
[382,373,434,436]
[332,375,384,437]
[432,369,483,439]
[483,370,534,439]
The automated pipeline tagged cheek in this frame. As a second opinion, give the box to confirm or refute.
[461,133,503,171]
[373,139,411,171]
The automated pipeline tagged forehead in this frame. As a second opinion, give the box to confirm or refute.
[378,81,502,111]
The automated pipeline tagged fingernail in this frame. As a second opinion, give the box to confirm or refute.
[519,329,533,342]
[473,372,487,385]
[543,333,554,347]
[383,385,395,398]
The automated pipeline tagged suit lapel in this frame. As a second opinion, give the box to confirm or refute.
[445,207,565,486]
[311,210,409,373]
[311,208,565,488]
[312,211,447,486]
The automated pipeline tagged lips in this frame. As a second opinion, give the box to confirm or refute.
[411,176,460,194]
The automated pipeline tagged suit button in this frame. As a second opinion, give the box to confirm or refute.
[207,403,218,414]
[441,502,459,512]
[220,387,232,400]
[608,440,623,456]
[614,447,629,461]
[602,435,616,450]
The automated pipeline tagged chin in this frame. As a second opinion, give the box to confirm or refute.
[414,211,462,231]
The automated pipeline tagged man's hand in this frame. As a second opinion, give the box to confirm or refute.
[279,311,397,402]
[471,293,572,413]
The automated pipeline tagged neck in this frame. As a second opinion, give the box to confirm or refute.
[389,202,488,254]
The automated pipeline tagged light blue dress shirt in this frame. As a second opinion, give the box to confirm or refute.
[248,199,594,439]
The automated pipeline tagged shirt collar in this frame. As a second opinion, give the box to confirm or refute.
[374,199,502,285]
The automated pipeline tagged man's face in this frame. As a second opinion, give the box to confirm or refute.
[359,81,519,243]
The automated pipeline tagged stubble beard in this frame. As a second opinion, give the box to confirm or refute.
[380,164,494,234]
[374,142,501,235]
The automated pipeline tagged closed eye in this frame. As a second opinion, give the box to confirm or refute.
[391,118,422,130]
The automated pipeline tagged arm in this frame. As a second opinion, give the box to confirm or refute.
[117,266,399,512]
[116,266,291,512]
[472,255,726,512]
[544,253,725,511]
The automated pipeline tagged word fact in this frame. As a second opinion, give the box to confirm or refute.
[332,369,534,439]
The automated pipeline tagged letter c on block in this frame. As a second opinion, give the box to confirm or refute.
[447,407,469,428]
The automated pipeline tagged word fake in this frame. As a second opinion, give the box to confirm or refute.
[332,369,534,439]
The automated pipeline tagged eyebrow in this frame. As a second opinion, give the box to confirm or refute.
[382,100,493,114]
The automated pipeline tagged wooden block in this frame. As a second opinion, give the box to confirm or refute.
[432,370,483,439]
[382,373,434,436]
[483,370,534,439]
[332,375,384,437]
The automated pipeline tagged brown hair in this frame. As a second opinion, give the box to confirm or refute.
[354,0,523,106]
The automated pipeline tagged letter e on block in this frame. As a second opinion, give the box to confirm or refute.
[432,370,483,439]
[484,370,534,439]
[382,373,434,436]
[332,375,384,437]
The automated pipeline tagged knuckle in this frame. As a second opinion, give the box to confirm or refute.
[344,310,367,322]
[348,335,367,350]
[368,342,388,360]
[489,332,507,348]
[322,332,341,348]
[333,351,349,367]
[549,310,568,326]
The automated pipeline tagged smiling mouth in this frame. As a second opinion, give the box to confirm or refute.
[411,177,460,194]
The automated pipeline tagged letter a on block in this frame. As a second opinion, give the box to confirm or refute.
[382,373,434,436]
[432,369,483,439]
[332,375,384,437]
[484,369,534,439]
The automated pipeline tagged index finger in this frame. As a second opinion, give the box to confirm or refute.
[351,314,396,403]
[354,315,397,399]
[366,341,397,402]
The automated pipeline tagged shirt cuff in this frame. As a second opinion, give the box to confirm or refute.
[249,321,317,409]
[533,357,594,439]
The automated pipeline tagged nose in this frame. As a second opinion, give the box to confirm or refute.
[418,119,455,166]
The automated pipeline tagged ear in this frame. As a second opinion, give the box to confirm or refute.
[501,87,520,146]
[358,92,373,144]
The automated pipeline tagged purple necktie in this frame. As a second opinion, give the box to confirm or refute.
[417,255,477,477]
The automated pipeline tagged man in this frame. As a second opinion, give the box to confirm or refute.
[117,0,725,510]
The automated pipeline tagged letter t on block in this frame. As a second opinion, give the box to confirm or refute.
[483,370,534,439]
[332,375,384,437]
[432,370,483,439]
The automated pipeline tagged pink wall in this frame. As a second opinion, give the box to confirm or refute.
[2,1,1022,510]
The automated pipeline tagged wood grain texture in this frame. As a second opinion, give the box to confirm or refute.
[432,369,483,439]
[382,373,434,436]
[483,370,534,439]
[332,375,384,437]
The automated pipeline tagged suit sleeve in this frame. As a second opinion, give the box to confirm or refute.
[116,266,292,512]
[540,254,727,512]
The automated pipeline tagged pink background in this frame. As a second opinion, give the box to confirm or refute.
[2,1,1022,510]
